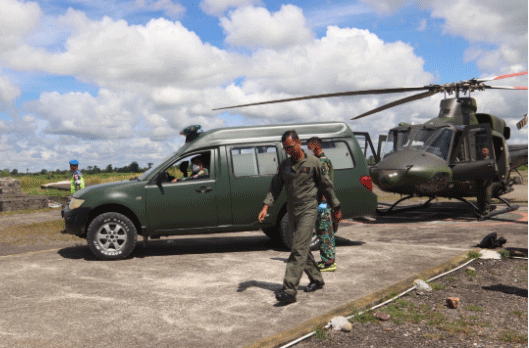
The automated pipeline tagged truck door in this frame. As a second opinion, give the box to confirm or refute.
[228,144,280,226]
[144,149,218,232]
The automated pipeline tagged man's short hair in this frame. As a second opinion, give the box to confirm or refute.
[191,156,203,164]
[307,137,322,147]
[281,130,299,143]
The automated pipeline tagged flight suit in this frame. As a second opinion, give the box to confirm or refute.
[263,152,340,296]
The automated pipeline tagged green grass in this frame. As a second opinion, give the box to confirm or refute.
[464,305,484,312]
[350,310,378,324]
[467,251,481,259]
[498,250,511,259]
[430,282,445,291]
[16,172,139,198]
[497,330,528,344]
[313,325,330,341]
[465,269,477,277]
[509,310,527,318]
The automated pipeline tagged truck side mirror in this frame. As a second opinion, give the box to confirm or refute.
[156,172,166,186]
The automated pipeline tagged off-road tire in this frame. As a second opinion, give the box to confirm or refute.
[87,212,137,260]
[279,213,321,251]
[262,226,283,245]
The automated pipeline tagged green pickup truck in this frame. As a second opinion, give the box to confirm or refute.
[62,122,377,260]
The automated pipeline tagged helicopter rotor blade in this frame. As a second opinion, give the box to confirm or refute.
[517,114,528,130]
[351,90,439,120]
[474,71,528,83]
[483,85,528,90]
[212,86,430,111]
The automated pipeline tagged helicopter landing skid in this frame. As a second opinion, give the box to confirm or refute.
[376,196,435,216]
[456,197,520,221]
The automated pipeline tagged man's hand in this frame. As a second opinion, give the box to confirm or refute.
[332,209,342,224]
[258,205,269,223]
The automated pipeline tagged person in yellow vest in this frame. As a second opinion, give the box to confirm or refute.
[69,159,85,194]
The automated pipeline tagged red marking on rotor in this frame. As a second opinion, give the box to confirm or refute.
[514,86,528,90]
[493,71,528,80]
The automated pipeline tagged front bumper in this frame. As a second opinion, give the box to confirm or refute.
[61,206,91,237]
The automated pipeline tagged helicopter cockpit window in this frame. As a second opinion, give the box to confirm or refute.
[410,128,437,150]
[423,128,453,160]
[382,129,411,158]
[473,132,492,161]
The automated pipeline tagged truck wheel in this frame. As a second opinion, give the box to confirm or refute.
[262,226,283,245]
[279,214,321,251]
[87,212,137,260]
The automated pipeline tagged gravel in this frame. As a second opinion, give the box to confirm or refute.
[296,257,528,348]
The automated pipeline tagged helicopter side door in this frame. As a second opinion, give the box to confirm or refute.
[449,124,496,181]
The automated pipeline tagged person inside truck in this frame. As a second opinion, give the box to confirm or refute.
[172,156,209,182]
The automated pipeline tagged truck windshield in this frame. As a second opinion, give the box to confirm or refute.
[137,150,182,181]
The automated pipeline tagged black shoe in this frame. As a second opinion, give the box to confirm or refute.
[275,291,296,303]
[305,280,325,293]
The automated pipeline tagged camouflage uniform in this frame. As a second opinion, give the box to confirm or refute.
[315,153,335,266]
[263,152,340,297]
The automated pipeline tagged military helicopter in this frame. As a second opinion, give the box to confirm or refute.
[213,71,528,220]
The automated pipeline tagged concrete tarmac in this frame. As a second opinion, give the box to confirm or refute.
[0,203,527,348]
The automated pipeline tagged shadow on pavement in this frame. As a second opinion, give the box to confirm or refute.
[237,280,282,293]
[58,235,279,261]
[372,201,527,224]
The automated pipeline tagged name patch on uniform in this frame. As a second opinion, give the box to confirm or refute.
[301,167,310,173]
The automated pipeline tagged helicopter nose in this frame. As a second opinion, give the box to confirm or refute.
[371,151,451,195]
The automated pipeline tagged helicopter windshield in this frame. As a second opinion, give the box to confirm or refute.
[382,129,411,157]
[383,126,453,160]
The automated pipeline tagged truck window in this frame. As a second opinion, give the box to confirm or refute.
[231,146,278,177]
[302,140,355,170]
[165,151,212,182]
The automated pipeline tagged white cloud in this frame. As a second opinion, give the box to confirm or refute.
[220,5,313,49]
[27,89,142,140]
[0,75,21,107]
[417,18,427,31]
[134,0,185,18]
[1,1,526,172]
[358,0,527,73]
[0,0,42,50]
[358,0,413,15]
[200,0,261,16]
[3,10,246,90]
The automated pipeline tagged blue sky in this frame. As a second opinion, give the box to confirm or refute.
[0,0,527,172]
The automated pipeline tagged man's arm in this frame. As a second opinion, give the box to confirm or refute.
[258,164,284,222]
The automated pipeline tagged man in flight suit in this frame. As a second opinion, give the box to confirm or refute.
[258,130,342,304]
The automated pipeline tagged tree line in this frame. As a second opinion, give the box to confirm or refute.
[0,161,154,177]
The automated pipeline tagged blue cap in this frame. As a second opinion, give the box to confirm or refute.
[69,159,79,165]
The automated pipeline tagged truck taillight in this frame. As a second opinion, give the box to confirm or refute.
[360,176,373,191]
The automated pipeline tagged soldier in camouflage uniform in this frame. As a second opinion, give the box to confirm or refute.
[308,137,336,272]
[258,130,342,304]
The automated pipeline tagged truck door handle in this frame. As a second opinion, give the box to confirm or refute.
[196,186,213,193]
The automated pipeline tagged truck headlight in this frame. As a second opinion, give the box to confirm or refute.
[69,198,85,210]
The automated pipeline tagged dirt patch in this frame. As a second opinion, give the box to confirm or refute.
[297,257,528,348]
[0,209,83,256]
